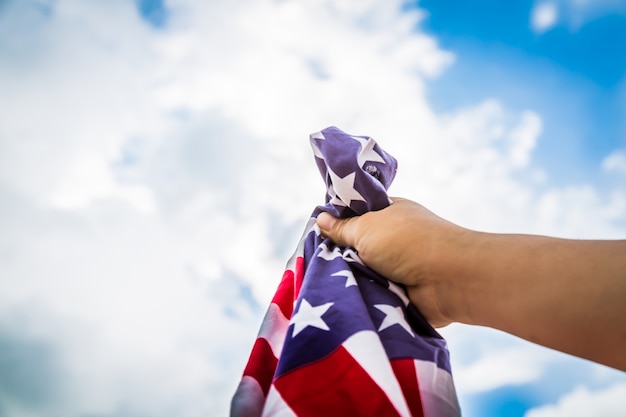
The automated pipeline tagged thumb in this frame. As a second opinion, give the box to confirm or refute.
[316,212,358,248]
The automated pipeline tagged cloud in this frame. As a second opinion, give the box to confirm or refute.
[439,324,567,395]
[0,0,456,415]
[454,345,553,393]
[602,150,626,175]
[525,384,626,417]
[530,0,626,33]
[0,0,625,416]
[531,2,559,33]
[0,322,63,414]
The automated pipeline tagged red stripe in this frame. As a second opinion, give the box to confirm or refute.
[243,338,278,397]
[294,256,305,300]
[274,345,400,417]
[391,358,424,417]
[272,269,295,319]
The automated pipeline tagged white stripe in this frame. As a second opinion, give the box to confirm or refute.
[258,303,290,358]
[261,384,297,417]
[343,331,412,417]
[231,376,265,417]
[414,359,461,417]
[285,217,317,271]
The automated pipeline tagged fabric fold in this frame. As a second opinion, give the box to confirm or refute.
[231,127,460,417]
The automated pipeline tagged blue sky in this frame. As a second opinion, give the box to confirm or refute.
[0,1,625,416]
[135,0,626,183]
[414,2,626,415]
[418,0,626,186]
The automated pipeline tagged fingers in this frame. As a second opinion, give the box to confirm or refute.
[316,212,359,248]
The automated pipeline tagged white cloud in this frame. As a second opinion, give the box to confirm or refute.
[525,384,626,417]
[530,0,626,32]
[602,150,626,175]
[0,1,457,415]
[453,345,553,393]
[439,324,572,395]
[532,2,559,33]
[0,0,625,416]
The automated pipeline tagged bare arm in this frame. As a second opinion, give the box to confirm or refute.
[316,198,626,371]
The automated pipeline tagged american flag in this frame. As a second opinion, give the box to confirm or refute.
[231,127,461,416]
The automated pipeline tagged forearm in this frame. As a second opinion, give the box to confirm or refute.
[317,200,626,369]
[437,232,626,370]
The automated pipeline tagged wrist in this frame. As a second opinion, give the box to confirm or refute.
[430,227,488,326]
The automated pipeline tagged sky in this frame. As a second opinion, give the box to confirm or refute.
[0,0,625,416]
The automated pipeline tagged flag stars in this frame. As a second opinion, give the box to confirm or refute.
[290,299,334,337]
[350,135,386,168]
[331,270,357,287]
[327,168,366,207]
[310,131,325,140]
[317,243,342,261]
[343,248,364,265]
[387,281,411,307]
[310,131,326,159]
[327,183,347,207]
[311,140,324,160]
[374,304,414,337]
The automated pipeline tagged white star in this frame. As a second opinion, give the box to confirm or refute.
[343,248,364,265]
[327,183,347,207]
[327,168,366,207]
[317,243,342,261]
[388,281,411,306]
[311,140,324,160]
[290,299,334,337]
[332,270,357,287]
[349,135,369,149]
[310,131,325,140]
[310,131,326,160]
[350,135,386,168]
[374,304,414,336]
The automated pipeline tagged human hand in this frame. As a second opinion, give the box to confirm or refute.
[319,198,626,370]
[316,198,471,327]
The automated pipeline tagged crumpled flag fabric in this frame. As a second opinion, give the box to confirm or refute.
[231,127,461,417]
